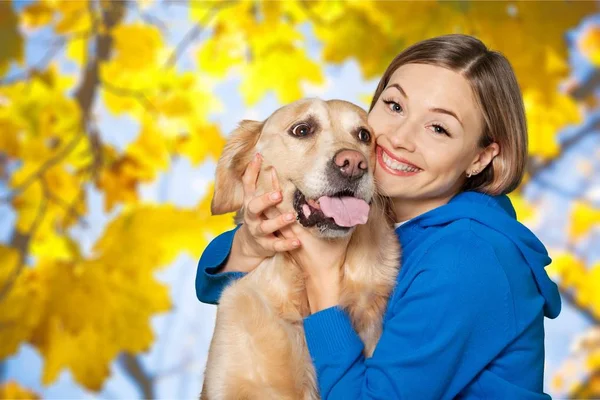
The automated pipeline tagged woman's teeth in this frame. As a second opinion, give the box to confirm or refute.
[382,151,420,172]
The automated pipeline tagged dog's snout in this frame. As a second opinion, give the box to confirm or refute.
[334,149,367,180]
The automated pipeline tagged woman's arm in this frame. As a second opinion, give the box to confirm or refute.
[303,232,517,399]
[195,225,246,305]
[196,155,300,305]
[195,220,296,305]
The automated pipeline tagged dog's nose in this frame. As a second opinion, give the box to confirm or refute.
[334,149,368,180]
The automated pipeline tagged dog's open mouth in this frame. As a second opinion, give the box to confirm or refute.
[293,189,370,230]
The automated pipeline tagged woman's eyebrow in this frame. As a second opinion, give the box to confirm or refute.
[430,107,464,128]
[386,83,408,99]
[386,83,463,128]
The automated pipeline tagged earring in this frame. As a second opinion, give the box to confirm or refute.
[466,169,479,178]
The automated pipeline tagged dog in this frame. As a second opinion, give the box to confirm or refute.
[201,98,401,400]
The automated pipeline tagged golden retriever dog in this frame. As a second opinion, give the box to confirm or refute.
[201,98,401,400]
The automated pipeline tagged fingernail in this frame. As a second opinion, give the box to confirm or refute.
[292,240,300,247]
[255,152,262,161]
[284,213,294,221]
[270,191,281,201]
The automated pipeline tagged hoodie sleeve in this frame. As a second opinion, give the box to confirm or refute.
[303,233,517,400]
[195,225,246,305]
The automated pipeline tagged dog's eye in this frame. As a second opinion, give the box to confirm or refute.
[358,129,371,142]
[291,123,311,137]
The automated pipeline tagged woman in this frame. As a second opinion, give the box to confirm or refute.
[196,34,560,399]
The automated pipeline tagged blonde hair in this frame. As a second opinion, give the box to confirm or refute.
[369,34,527,195]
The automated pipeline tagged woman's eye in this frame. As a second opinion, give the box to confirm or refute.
[382,99,402,113]
[432,124,450,137]
[358,129,371,142]
[291,123,311,137]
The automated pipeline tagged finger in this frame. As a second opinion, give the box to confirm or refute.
[279,225,296,240]
[246,190,282,219]
[242,153,262,199]
[272,238,301,253]
[270,168,282,192]
[285,219,304,235]
[257,212,296,236]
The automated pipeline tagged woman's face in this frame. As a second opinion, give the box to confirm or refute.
[368,63,495,220]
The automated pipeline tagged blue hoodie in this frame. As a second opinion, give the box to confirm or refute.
[195,191,561,399]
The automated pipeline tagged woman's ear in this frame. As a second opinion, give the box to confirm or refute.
[211,120,264,215]
[467,142,500,176]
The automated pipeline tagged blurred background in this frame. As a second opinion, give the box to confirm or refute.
[0,0,599,398]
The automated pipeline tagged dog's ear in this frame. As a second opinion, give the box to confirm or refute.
[211,120,263,215]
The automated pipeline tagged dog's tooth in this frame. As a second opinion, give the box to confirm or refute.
[307,198,321,210]
[302,204,311,218]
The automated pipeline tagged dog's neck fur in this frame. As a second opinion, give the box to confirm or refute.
[251,253,312,321]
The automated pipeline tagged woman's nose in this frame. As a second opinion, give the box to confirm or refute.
[387,122,417,152]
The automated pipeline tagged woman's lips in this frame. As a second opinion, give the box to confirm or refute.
[376,146,422,177]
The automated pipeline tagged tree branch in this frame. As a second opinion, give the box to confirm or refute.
[119,353,155,400]
[125,1,168,35]
[0,39,65,87]
[164,1,237,69]
[526,126,594,181]
[570,367,600,399]
[79,3,158,398]
[0,130,83,203]
[561,289,600,326]
[47,186,89,229]
[0,180,49,302]
[164,24,202,68]
[100,80,157,113]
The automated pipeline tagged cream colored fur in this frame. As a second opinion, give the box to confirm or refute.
[201,99,401,400]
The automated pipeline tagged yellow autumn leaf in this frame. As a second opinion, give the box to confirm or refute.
[36,263,168,389]
[508,192,536,223]
[8,257,171,390]
[175,122,226,165]
[97,156,142,212]
[10,158,86,241]
[111,24,164,71]
[0,245,20,286]
[92,204,230,273]
[2,203,233,388]
[0,267,47,360]
[570,201,600,240]
[66,37,88,66]
[54,0,92,34]
[0,113,23,158]
[578,25,600,66]
[524,89,582,160]
[197,30,246,77]
[0,380,40,400]
[315,1,418,79]
[20,1,54,29]
[126,119,171,176]
[0,67,80,153]
[30,233,82,263]
[546,252,586,289]
[0,1,24,77]
[241,24,324,104]
[94,119,172,211]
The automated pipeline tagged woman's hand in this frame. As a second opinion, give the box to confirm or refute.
[222,153,300,273]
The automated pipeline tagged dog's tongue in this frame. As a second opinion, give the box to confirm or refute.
[318,196,370,227]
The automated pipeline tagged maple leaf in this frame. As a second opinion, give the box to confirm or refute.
[0,380,40,399]
[0,1,24,77]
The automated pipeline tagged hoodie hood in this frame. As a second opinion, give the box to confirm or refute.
[406,191,561,319]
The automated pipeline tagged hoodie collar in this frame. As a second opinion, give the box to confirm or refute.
[394,190,561,319]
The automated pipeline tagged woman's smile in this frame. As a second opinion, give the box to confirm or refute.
[376,145,423,177]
